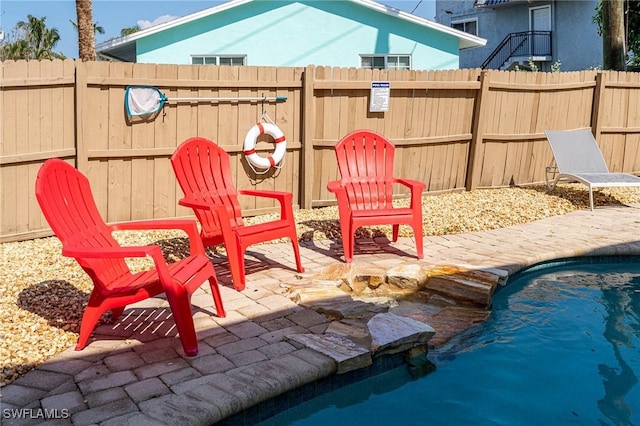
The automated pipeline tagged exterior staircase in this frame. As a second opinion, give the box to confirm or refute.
[482,31,552,70]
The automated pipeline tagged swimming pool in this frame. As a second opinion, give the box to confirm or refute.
[259,258,640,425]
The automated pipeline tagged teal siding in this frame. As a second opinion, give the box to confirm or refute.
[137,1,460,70]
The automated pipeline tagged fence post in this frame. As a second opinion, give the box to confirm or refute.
[75,60,88,173]
[466,70,491,191]
[301,65,316,209]
[591,71,606,140]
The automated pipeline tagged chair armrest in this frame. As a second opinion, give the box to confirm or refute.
[62,245,178,288]
[393,178,425,210]
[239,189,292,202]
[111,219,197,234]
[239,189,294,221]
[179,197,238,247]
[327,180,345,194]
[327,180,349,200]
[178,197,213,210]
[327,180,350,203]
[393,178,426,191]
[62,245,159,259]
[327,180,353,220]
[179,198,231,219]
[109,219,206,256]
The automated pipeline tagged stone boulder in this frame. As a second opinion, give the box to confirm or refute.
[282,260,507,363]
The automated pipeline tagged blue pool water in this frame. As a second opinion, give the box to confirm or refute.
[261,259,640,425]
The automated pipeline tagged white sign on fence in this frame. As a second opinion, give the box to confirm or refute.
[369,81,390,112]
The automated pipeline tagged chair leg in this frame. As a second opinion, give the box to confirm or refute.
[110,307,125,321]
[207,274,226,318]
[165,289,199,357]
[225,235,246,291]
[289,229,305,273]
[227,255,245,291]
[237,247,247,289]
[392,224,400,242]
[76,293,108,350]
[413,225,424,260]
[344,229,354,263]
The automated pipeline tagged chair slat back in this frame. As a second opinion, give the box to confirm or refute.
[171,138,244,236]
[35,159,130,285]
[545,129,610,174]
[334,130,396,210]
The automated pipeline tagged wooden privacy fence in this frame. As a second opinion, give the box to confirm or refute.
[2,60,640,242]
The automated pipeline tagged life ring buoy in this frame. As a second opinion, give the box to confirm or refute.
[243,122,287,169]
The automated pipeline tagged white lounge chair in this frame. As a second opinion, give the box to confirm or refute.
[545,128,640,210]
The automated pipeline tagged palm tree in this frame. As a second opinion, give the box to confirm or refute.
[75,0,96,61]
[0,38,30,60]
[120,25,141,37]
[602,0,626,70]
[70,20,105,37]
[3,15,64,60]
[594,0,640,70]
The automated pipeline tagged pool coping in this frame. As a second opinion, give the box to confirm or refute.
[228,252,640,425]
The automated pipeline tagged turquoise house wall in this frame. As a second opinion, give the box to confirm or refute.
[136,1,461,70]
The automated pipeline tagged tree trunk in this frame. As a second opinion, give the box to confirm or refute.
[76,0,96,61]
[603,0,626,70]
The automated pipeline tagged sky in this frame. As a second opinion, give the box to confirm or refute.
[0,0,437,59]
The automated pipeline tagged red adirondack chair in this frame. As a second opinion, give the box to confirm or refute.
[327,130,426,262]
[171,137,304,291]
[35,159,225,356]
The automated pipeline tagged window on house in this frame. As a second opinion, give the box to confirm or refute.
[361,55,411,70]
[191,55,246,66]
[452,19,478,36]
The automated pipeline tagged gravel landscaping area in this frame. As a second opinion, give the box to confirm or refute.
[2,183,640,387]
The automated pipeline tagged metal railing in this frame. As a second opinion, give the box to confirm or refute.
[481,31,552,69]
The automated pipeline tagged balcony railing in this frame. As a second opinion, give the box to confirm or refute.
[481,31,552,70]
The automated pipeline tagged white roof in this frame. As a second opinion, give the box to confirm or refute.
[97,0,486,60]
[355,0,486,49]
